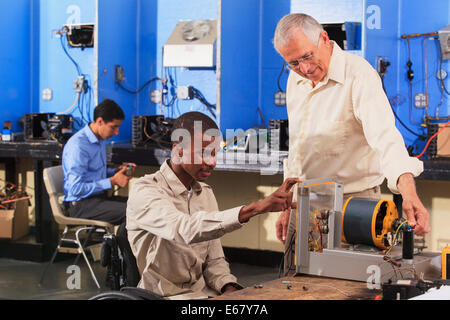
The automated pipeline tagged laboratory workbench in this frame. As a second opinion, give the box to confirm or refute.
[214,275,380,300]
[0,140,450,262]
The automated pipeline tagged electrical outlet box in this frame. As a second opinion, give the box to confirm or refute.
[150,90,161,104]
[73,76,87,93]
[115,65,124,84]
[177,86,194,100]
[376,56,390,75]
[42,88,53,101]
[438,24,450,60]
[274,91,286,106]
[414,93,429,108]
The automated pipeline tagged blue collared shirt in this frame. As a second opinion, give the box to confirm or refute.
[63,124,116,202]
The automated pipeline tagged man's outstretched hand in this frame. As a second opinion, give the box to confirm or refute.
[239,178,300,223]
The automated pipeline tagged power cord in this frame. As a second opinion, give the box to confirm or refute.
[190,86,217,119]
[118,77,161,95]
[378,65,426,140]
[58,28,91,126]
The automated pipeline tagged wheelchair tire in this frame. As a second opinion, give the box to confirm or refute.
[89,291,142,300]
[120,287,164,300]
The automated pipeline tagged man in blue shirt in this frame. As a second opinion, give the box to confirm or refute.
[63,99,134,225]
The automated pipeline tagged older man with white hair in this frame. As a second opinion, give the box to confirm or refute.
[272,13,430,247]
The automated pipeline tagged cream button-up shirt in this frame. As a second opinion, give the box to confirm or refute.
[126,160,243,299]
[284,42,423,194]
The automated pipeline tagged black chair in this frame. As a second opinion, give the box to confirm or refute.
[116,223,141,287]
[99,221,140,289]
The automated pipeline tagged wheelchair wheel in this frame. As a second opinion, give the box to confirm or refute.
[89,291,142,300]
[120,287,164,300]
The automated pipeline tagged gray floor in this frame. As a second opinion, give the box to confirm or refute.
[0,256,279,300]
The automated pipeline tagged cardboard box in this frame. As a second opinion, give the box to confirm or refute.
[0,199,29,240]
[437,123,450,158]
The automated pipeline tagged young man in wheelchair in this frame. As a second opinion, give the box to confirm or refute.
[123,112,298,300]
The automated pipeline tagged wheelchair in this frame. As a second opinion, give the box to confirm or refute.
[89,222,164,300]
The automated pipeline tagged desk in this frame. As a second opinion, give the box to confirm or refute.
[214,275,380,300]
[0,141,61,261]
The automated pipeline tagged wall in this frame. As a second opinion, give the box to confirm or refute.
[365,0,450,153]
[136,0,159,116]
[3,0,449,146]
[154,0,218,122]
[259,1,291,125]
[39,0,96,131]
[97,0,140,143]
[219,1,261,132]
[0,0,39,132]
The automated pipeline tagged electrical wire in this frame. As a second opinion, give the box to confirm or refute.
[438,40,450,97]
[277,61,287,92]
[58,27,93,125]
[57,92,80,115]
[414,120,450,158]
[0,181,31,210]
[380,77,426,139]
[384,221,409,256]
[191,86,217,119]
[59,32,82,76]
[405,37,424,126]
[162,68,177,115]
[118,77,160,94]
[82,73,94,123]
[431,39,450,121]
[142,116,172,149]
[278,229,296,278]
[191,87,216,109]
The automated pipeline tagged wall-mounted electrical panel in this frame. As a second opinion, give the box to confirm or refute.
[163,20,217,67]
[64,23,94,49]
[438,24,450,60]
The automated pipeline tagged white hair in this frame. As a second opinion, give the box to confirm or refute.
[273,13,324,52]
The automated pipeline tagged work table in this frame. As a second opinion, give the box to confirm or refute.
[214,275,380,300]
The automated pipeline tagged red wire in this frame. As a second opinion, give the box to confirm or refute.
[415,121,450,158]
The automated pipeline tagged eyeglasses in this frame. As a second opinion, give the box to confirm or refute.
[284,37,321,71]
[285,54,315,71]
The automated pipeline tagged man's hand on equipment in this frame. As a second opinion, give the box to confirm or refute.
[118,162,136,176]
[238,178,300,223]
[397,173,430,236]
[110,166,132,188]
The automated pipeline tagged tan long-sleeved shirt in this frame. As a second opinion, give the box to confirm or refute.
[126,160,243,299]
[284,42,423,194]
